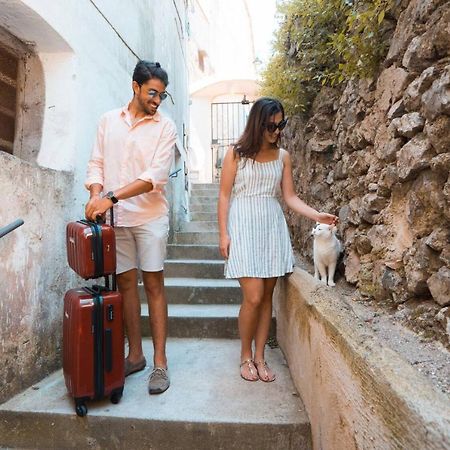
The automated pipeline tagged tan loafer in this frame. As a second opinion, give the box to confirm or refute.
[124,357,147,377]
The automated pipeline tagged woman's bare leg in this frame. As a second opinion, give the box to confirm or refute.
[238,277,264,380]
[254,277,278,381]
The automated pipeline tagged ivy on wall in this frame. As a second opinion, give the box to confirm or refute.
[261,0,396,115]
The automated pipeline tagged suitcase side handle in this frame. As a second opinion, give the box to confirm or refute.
[105,329,113,372]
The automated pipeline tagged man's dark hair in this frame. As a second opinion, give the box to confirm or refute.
[133,60,169,87]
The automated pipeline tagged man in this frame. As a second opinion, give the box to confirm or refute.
[85,60,177,394]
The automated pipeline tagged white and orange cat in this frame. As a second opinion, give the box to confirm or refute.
[312,223,342,287]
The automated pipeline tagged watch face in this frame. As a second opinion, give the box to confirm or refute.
[105,191,118,203]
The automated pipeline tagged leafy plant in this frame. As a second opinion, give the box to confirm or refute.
[260,0,395,115]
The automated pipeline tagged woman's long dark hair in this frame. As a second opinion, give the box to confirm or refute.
[234,97,285,160]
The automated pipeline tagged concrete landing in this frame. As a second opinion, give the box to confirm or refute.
[0,339,311,449]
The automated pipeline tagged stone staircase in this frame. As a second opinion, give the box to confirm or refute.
[0,183,311,449]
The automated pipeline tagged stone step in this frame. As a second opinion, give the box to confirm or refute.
[164,259,224,278]
[190,189,219,198]
[167,244,221,260]
[140,304,273,339]
[190,196,218,207]
[191,183,219,190]
[173,231,219,245]
[0,339,311,449]
[180,220,218,232]
[161,278,241,304]
[189,211,217,221]
[189,203,216,214]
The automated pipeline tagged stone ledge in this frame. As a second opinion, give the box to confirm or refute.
[274,268,450,450]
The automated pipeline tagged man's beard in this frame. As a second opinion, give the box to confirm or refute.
[140,97,157,116]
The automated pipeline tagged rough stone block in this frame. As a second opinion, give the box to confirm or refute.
[422,66,450,120]
[404,240,443,295]
[376,67,410,113]
[425,115,450,154]
[397,134,432,181]
[403,66,438,111]
[392,112,425,138]
[428,267,450,306]
[406,171,447,238]
[425,228,450,252]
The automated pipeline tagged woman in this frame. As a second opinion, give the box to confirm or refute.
[218,97,337,382]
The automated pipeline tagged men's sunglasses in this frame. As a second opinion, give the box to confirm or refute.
[148,89,169,101]
[265,118,288,133]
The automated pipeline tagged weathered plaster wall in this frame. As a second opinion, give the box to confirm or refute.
[275,269,450,450]
[282,0,450,343]
[0,0,189,403]
[0,153,74,403]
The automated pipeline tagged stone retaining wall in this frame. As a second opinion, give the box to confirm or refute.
[275,269,450,450]
[282,0,450,344]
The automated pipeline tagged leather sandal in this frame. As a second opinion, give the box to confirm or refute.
[125,357,147,377]
[254,360,276,382]
[240,359,259,381]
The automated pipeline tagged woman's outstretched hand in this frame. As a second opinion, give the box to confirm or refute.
[317,212,338,225]
[219,234,231,259]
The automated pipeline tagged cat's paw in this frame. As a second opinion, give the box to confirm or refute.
[328,281,336,287]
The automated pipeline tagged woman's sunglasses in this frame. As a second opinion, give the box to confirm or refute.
[265,118,288,133]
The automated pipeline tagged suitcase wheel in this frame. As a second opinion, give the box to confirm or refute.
[110,388,123,404]
[75,400,88,417]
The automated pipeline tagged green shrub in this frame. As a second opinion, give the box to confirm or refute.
[261,0,395,115]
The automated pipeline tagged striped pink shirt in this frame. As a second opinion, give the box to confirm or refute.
[85,105,177,227]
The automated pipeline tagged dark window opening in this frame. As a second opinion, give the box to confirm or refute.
[0,45,18,155]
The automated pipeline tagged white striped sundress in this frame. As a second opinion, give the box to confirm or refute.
[224,148,295,279]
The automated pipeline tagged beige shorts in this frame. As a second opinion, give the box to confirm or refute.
[115,216,169,274]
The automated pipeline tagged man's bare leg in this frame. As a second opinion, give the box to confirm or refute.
[142,270,168,368]
[117,268,145,364]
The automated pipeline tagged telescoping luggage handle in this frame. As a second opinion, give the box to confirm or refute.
[82,285,114,400]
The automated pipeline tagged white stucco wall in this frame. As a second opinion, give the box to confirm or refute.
[189,91,256,182]
[0,0,189,402]
[188,0,260,183]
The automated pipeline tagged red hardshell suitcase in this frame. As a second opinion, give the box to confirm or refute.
[63,285,124,416]
[66,220,116,279]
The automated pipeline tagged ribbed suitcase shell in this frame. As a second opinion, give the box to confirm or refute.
[63,287,124,409]
[66,221,116,279]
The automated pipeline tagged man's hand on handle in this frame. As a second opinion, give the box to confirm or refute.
[85,194,112,221]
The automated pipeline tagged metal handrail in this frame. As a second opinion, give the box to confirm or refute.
[0,219,24,238]
[169,168,182,178]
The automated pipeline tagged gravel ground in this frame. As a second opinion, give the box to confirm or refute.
[294,254,450,396]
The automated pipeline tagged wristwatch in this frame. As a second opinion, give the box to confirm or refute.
[104,191,119,204]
